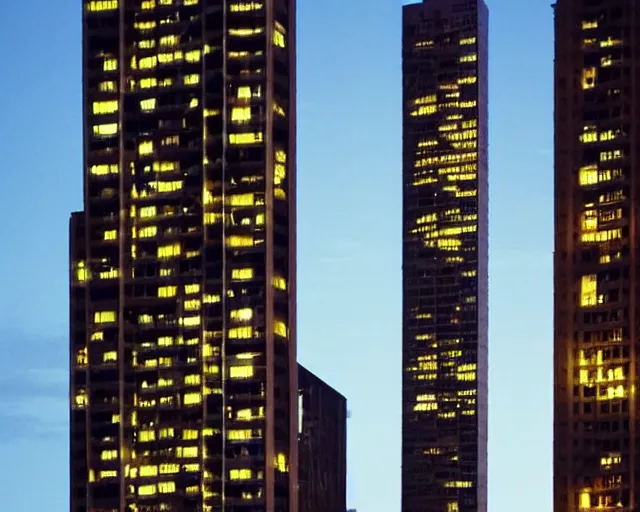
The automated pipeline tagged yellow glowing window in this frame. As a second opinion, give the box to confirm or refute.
[274,102,285,116]
[74,390,87,408]
[229,327,253,339]
[228,193,255,206]
[101,449,118,461]
[140,98,156,111]
[138,141,153,156]
[230,308,253,321]
[98,81,117,92]
[184,392,202,405]
[230,1,263,11]
[140,77,157,89]
[231,106,251,122]
[229,132,263,145]
[275,453,287,472]
[274,320,288,338]
[158,243,180,258]
[153,161,179,173]
[159,464,180,474]
[103,351,117,363]
[237,86,251,99]
[103,57,117,71]
[138,39,155,49]
[184,283,200,294]
[76,348,88,366]
[155,180,183,193]
[273,22,286,47]
[229,27,264,36]
[582,67,596,89]
[95,311,116,323]
[138,484,156,496]
[103,229,117,241]
[139,429,155,442]
[230,365,254,379]
[159,35,179,47]
[227,235,253,247]
[459,53,477,63]
[459,37,476,45]
[139,206,156,218]
[228,429,253,440]
[158,51,183,64]
[93,100,118,115]
[182,429,198,440]
[75,262,90,283]
[159,428,174,439]
[232,268,254,280]
[86,0,118,11]
[90,164,118,176]
[185,374,201,386]
[139,55,157,69]
[158,482,176,494]
[93,123,118,136]
[139,465,158,477]
[158,285,177,298]
[184,299,200,311]
[185,50,201,62]
[138,226,157,238]
[184,74,200,85]
[274,162,286,184]
[230,469,252,480]
[273,276,287,290]
[580,275,597,307]
[179,446,199,458]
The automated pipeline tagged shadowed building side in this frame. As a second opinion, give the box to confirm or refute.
[298,365,347,512]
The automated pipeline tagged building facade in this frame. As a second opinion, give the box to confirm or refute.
[401,1,488,511]
[70,0,298,510]
[554,2,638,511]
[297,365,347,512]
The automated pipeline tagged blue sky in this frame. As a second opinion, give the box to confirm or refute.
[0,0,552,510]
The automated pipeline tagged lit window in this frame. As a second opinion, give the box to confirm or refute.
[93,100,118,115]
[93,123,118,136]
[94,311,117,324]
[229,132,263,145]
[138,141,153,155]
[140,98,156,111]
[230,308,253,321]
[231,106,251,122]
[86,0,118,12]
[229,365,254,378]
[273,22,286,47]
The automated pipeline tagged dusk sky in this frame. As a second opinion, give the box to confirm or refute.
[0,0,552,510]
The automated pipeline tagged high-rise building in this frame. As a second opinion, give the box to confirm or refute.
[554,3,636,511]
[69,1,297,510]
[297,364,347,512]
[401,1,488,511]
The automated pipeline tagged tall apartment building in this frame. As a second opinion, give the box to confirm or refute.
[69,0,297,510]
[401,1,488,511]
[297,365,347,512]
[554,2,637,511]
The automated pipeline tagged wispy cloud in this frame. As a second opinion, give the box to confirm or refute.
[0,333,68,441]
